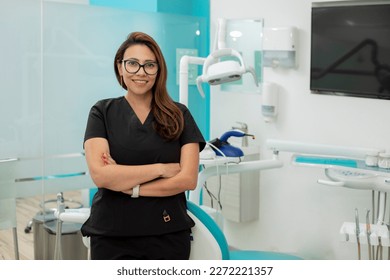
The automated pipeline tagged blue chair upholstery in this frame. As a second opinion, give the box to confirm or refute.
[229,250,302,260]
[187,200,302,260]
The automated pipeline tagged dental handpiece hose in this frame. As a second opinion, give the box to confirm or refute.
[366,210,371,260]
[355,208,361,260]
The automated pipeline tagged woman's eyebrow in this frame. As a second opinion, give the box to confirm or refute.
[123,57,156,62]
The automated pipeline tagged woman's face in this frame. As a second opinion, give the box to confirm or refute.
[118,44,158,97]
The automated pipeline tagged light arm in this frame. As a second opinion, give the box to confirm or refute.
[179,55,206,105]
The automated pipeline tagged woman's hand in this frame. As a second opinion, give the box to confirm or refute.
[101,153,181,196]
[102,153,116,165]
[160,163,181,178]
[102,153,133,195]
[102,153,180,178]
[85,138,179,192]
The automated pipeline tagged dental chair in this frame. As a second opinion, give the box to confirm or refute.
[55,197,301,260]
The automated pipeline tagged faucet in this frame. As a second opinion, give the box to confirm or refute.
[232,122,249,147]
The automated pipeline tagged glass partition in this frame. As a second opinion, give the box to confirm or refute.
[0,0,207,259]
[0,0,42,260]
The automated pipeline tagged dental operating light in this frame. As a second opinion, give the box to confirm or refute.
[196,48,258,98]
[179,18,258,106]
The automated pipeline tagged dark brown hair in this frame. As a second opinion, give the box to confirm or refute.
[114,32,184,141]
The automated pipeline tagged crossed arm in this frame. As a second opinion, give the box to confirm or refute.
[84,137,200,197]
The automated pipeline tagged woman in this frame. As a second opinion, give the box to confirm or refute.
[81,32,205,260]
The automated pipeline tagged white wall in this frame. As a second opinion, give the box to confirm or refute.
[210,0,390,259]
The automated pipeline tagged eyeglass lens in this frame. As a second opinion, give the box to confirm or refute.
[123,60,158,75]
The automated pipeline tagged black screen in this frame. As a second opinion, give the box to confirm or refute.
[310,4,390,99]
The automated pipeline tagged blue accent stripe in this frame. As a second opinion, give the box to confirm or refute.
[295,156,357,168]
[15,172,86,182]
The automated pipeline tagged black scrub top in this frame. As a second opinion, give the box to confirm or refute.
[81,96,206,237]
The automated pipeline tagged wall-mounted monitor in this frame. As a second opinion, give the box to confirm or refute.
[310,1,390,99]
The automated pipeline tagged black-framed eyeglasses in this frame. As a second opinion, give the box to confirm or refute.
[121,59,159,75]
